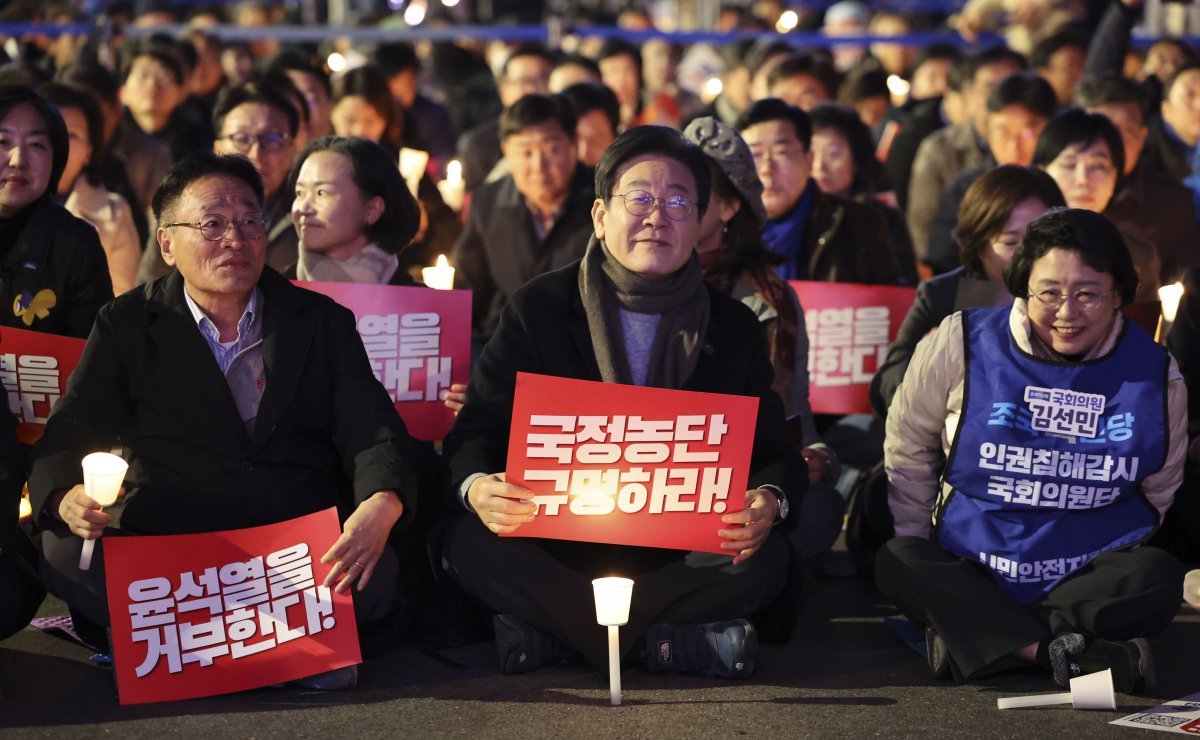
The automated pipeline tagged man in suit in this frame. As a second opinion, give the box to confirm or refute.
[443,126,805,680]
[452,93,596,344]
[30,151,422,688]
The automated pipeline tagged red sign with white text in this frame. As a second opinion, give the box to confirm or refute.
[0,325,85,443]
[789,281,916,414]
[104,508,360,705]
[504,373,758,554]
[295,281,471,440]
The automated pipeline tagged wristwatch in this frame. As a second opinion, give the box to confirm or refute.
[760,484,789,523]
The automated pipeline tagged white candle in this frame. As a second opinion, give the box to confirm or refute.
[78,452,128,571]
[437,159,465,212]
[1159,282,1185,323]
[422,254,455,290]
[1185,569,1200,612]
[592,577,633,706]
[399,148,429,198]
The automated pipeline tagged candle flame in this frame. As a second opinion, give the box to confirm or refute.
[436,254,449,269]
[1159,282,1184,323]
[446,160,462,183]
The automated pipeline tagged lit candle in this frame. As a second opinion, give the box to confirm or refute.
[438,159,465,212]
[1186,569,1200,612]
[1159,282,1185,322]
[592,577,634,706]
[422,254,455,290]
[398,148,429,198]
[78,452,128,571]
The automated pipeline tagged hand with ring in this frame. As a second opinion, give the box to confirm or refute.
[321,490,404,594]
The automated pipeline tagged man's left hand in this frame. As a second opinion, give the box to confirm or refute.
[717,488,778,566]
[321,490,404,594]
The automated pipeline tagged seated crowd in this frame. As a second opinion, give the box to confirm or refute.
[0,0,1198,696]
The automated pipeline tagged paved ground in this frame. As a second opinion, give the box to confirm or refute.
[1,554,1196,739]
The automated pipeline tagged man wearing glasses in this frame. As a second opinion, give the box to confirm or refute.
[138,81,301,283]
[30,151,423,690]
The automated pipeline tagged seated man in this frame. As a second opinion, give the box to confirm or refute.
[30,151,422,688]
[443,126,806,679]
[452,93,596,344]
[737,98,899,284]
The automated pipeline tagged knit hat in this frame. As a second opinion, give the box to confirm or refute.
[683,116,767,225]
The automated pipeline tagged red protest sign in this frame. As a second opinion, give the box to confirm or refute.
[104,508,360,705]
[295,281,471,440]
[504,372,759,554]
[789,281,916,415]
[0,325,85,443]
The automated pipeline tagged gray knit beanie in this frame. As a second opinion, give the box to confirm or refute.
[682,116,767,226]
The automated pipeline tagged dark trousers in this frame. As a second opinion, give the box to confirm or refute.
[876,536,1185,679]
[40,525,402,635]
[0,532,45,641]
[442,514,790,671]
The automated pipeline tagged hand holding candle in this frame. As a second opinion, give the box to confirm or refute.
[437,159,465,212]
[422,254,455,290]
[592,577,634,706]
[78,452,128,571]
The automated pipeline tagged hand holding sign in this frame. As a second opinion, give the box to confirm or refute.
[467,472,535,534]
[718,488,779,565]
[320,490,404,594]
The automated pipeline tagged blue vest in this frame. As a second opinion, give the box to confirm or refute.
[937,307,1165,603]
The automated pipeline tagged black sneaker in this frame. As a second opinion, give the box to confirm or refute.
[1048,632,1155,694]
[288,665,359,691]
[925,627,951,680]
[492,614,577,675]
[645,619,758,679]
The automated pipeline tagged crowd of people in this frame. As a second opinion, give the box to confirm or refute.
[0,0,1197,696]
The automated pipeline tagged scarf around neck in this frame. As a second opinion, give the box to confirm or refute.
[296,244,398,284]
[578,235,709,388]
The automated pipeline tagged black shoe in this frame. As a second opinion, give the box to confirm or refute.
[492,614,577,675]
[288,665,359,691]
[925,627,951,680]
[1048,632,1154,694]
[645,619,758,679]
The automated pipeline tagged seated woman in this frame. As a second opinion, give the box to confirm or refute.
[39,83,140,295]
[878,208,1186,694]
[808,103,918,285]
[1033,109,1163,302]
[0,85,111,338]
[871,165,1064,417]
[442,126,805,678]
[683,115,843,562]
[288,135,421,284]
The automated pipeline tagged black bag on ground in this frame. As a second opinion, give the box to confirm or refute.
[845,461,895,577]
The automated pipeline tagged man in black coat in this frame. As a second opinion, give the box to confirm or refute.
[452,93,596,344]
[30,153,422,679]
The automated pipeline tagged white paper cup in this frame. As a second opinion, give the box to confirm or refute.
[592,577,634,627]
[82,452,127,506]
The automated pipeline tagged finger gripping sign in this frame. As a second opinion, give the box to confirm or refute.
[0,325,85,443]
[505,373,759,554]
[294,281,472,441]
[104,508,360,705]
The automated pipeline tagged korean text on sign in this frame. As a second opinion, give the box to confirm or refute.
[805,306,890,387]
[358,312,452,403]
[505,373,760,554]
[104,508,359,705]
[0,352,61,423]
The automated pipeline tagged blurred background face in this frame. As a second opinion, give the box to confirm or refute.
[121,56,183,130]
[967,61,1022,134]
[286,70,332,139]
[599,53,641,112]
[769,74,828,111]
[214,102,295,201]
[1144,41,1188,85]
[502,120,577,211]
[574,109,616,168]
[1043,139,1118,213]
[1038,45,1086,105]
[330,95,387,142]
[979,196,1046,283]
[58,105,91,196]
[1162,69,1200,147]
[911,58,952,101]
[986,105,1046,166]
[500,55,552,107]
[743,118,813,219]
[1087,102,1146,175]
[810,128,854,197]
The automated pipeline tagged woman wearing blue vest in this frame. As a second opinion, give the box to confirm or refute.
[877,208,1186,695]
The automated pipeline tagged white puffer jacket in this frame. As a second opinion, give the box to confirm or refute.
[884,300,1187,539]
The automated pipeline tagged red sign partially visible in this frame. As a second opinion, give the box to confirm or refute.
[295,281,471,440]
[789,281,917,415]
[0,325,86,443]
[504,372,759,554]
[104,508,360,705]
